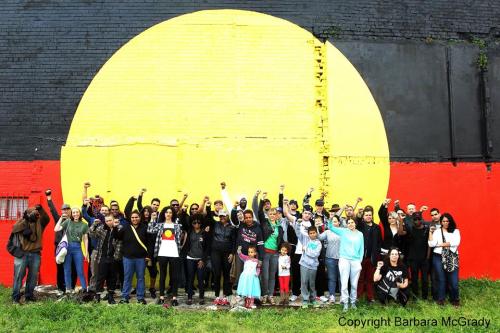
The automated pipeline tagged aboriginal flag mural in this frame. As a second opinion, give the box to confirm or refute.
[0,4,499,285]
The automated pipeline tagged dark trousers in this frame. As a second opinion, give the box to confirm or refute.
[96,258,118,293]
[291,253,302,296]
[428,256,438,300]
[146,258,158,279]
[211,249,232,297]
[358,258,376,301]
[57,260,76,291]
[115,259,124,288]
[315,260,327,296]
[158,256,180,297]
[409,258,429,299]
[376,286,409,306]
[186,259,205,299]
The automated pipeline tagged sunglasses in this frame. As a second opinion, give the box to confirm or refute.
[192,221,201,224]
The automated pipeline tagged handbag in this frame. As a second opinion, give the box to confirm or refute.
[441,229,459,272]
[7,231,25,258]
[56,223,69,264]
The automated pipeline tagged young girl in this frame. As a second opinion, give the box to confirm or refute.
[236,245,261,309]
[278,242,291,305]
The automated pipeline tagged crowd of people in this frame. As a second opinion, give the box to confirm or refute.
[10,182,461,310]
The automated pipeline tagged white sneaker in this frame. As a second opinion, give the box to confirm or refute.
[290,295,298,302]
[319,296,329,302]
[328,295,335,303]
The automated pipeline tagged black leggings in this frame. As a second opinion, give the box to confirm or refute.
[211,249,232,297]
[292,253,302,296]
[158,256,180,297]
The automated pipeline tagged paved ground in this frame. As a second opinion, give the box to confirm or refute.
[32,285,342,310]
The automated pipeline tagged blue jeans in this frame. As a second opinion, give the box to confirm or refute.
[12,252,41,301]
[261,252,279,296]
[122,257,146,300]
[64,242,87,291]
[325,257,340,297]
[433,253,459,302]
[186,259,205,299]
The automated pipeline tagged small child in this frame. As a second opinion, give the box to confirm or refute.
[278,242,291,305]
[236,245,261,309]
[295,223,322,308]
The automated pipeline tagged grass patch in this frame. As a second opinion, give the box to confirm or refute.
[0,279,498,332]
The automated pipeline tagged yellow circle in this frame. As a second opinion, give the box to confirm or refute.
[61,10,389,213]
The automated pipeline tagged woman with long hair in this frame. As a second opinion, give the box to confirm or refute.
[373,247,409,306]
[428,213,461,306]
[54,207,89,293]
[148,206,184,306]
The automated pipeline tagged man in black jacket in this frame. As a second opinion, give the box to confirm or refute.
[356,206,382,303]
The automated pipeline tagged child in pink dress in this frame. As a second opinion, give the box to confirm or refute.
[236,245,261,309]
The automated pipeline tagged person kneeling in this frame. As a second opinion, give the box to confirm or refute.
[373,247,409,306]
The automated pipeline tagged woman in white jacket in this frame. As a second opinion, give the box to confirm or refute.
[428,213,461,306]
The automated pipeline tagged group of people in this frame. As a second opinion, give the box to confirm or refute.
[10,182,461,311]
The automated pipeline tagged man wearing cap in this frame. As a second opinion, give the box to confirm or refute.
[45,190,77,292]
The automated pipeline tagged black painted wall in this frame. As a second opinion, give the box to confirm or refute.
[1,0,499,161]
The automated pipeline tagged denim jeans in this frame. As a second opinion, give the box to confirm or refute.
[433,253,459,302]
[122,257,146,300]
[325,257,340,297]
[260,252,279,296]
[339,258,362,304]
[12,252,41,301]
[64,242,87,291]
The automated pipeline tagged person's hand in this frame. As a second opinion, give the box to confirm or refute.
[45,189,52,197]
[237,246,242,254]
[204,196,210,202]
[84,181,91,188]
[182,205,188,212]
[384,198,391,206]
[255,190,261,196]
[357,197,363,202]
[394,199,400,206]
[258,260,263,267]
[283,198,289,205]
[308,187,314,195]
[83,198,90,206]
[430,225,436,233]
[420,205,428,212]
[377,261,384,269]
[220,181,226,190]
[205,226,210,233]
[262,192,268,200]
[234,201,239,208]
[183,193,188,199]
[228,254,234,263]
[197,261,205,269]
[279,184,285,193]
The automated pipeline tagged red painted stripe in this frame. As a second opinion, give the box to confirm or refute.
[0,160,498,286]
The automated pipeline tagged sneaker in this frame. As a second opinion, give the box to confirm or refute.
[187,299,193,305]
[149,288,157,299]
[221,297,229,306]
[107,296,116,305]
[290,295,298,302]
[199,299,205,305]
[269,296,276,305]
[156,298,165,305]
[319,296,329,302]
[342,303,349,312]
[171,299,179,307]
[94,294,101,303]
[351,302,357,310]
[312,300,320,308]
[137,299,147,305]
[12,299,22,305]
[25,296,37,303]
[213,297,221,305]
[301,301,309,309]
[261,295,268,305]
[328,295,335,303]
[131,288,137,295]
[119,299,129,304]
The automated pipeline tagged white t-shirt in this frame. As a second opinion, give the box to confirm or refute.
[279,255,291,276]
[293,219,311,255]
[158,224,179,258]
